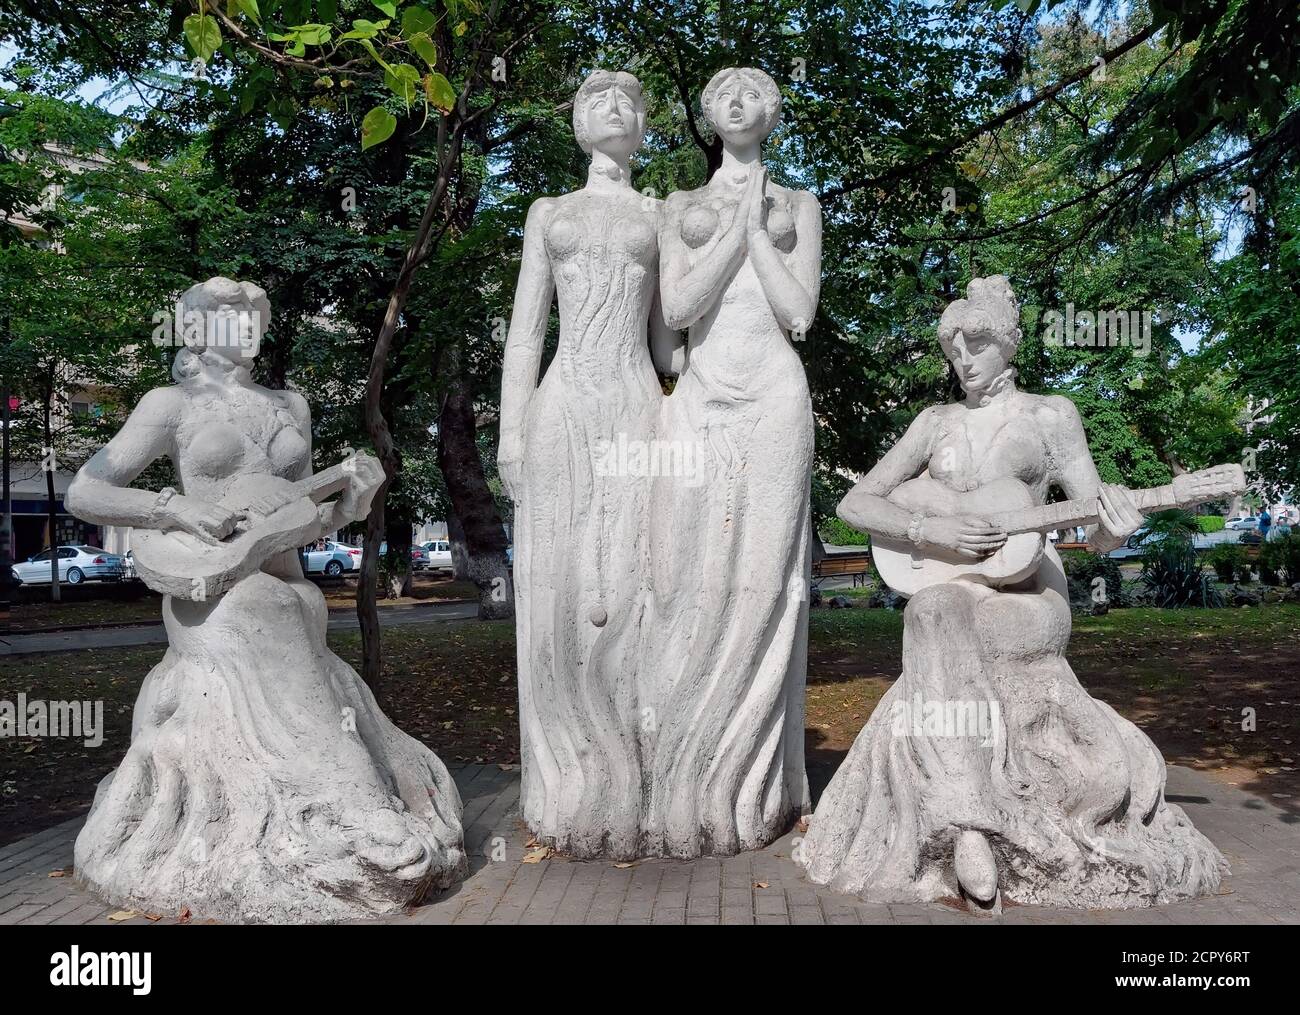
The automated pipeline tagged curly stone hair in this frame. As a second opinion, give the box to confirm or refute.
[937,275,1022,359]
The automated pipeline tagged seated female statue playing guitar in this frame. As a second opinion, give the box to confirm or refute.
[63,277,464,923]
[796,276,1227,911]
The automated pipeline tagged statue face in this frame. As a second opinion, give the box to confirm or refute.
[584,85,641,156]
[708,73,768,146]
[204,299,263,363]
[947,326,1011,395]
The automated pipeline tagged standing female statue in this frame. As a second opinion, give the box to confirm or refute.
[497,71,676,858]
[66,277,465,922]
[647,67,821,856]
[796,277,1227,909]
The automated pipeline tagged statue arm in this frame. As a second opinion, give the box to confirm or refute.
[65,387,180,528]
[1048,396,1138,552]
[837,409,938,542]
[498,198,556,467]
[748,189,822,335]
[649,286,685,376]
[658,192,747,331]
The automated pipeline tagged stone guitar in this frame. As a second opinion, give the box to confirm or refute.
[132,452,380,601]
[872,463,1246,597]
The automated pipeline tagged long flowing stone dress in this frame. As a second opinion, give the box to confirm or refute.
[512,188,663,858]
[798,389,1226,907]
[73,378,465,923]
[646,181,814,857]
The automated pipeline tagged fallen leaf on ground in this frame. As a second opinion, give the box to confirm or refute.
[47,869,67,878]
[753,881,769,890]
[522,846,552,864]
[613,861,636,869]
[178,907,192,924]
[106,910,138,922]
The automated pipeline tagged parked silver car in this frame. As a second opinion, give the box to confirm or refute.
[12,545,126,585]
[301,540,359,576]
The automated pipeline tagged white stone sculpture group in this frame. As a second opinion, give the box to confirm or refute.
[68,68,1234,922]
[499,67,819,860]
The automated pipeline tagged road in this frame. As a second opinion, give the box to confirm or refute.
[0,599,480,657]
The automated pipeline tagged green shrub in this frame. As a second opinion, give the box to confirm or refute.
[1205,543,1247,583]
[818,516,870,547]
[1141,537,1223,607]
[1196,515,1226,533]
[1260,534,1300,585]
[1060,549,1129,607]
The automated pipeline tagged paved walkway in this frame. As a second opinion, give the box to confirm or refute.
[0,600,478,656]
[1,764,1296,925]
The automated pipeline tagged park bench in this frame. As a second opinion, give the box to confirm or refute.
[811,551,873,589]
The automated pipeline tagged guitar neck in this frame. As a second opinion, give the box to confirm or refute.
[295,460,355,503]
[994,484,1178,536]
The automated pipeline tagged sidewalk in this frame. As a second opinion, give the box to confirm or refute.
[0,599,478,656]
[1,765,1295,925]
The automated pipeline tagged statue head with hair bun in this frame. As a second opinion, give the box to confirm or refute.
[937,275,1022,399]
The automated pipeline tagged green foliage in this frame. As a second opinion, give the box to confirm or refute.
[1060,549,1130,607]
[1205,542,1248,583]
[1197,515,1226,533]
[1141,537,1223,607]
[817,517,870,548]
[1260,534,1300,585]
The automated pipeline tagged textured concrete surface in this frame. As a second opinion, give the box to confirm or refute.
[2,764,1294,925]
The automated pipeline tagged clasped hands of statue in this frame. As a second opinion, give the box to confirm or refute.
[913,483,1144,560]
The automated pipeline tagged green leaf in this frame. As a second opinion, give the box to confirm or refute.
[341,18,389,40]
[361,105,397,150]
[290,23,332,45]
[409,32,438,68]
[453,20,468,37]
[372,0,398,17]
[424,71,456,112]
[385,63,422,107]
[268,96,296,130]
[182,14,222,63]
[401,6,435,37]
[233,0,261,25]
[357,37,394,74]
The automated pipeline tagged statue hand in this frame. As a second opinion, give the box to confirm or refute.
[336,453,385,523]
[1090,483,1143,552]
[498,451,524,502]
[746,167,770,238]
[918,514,1008,559]
[165,494,246,543]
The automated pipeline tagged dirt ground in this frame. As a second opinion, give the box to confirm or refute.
[2,603,1297,847]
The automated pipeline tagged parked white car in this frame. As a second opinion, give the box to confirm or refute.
[1225,515,1259,531]
[12,545,126,585]
[301,540,361,576]
[420,539,453,572]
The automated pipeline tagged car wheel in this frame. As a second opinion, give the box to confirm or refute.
[67,567,85,585]
[325,560,343,576]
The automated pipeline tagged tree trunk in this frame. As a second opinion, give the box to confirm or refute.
[446,509,469,580]
[356,482,387,696]
[42,373,59,601]
[384,504,413,598]
[437,345,512,620]
[1,372,13,612]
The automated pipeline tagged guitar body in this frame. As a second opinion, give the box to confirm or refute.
[871,475,1046,598]
[133,471,340,602]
